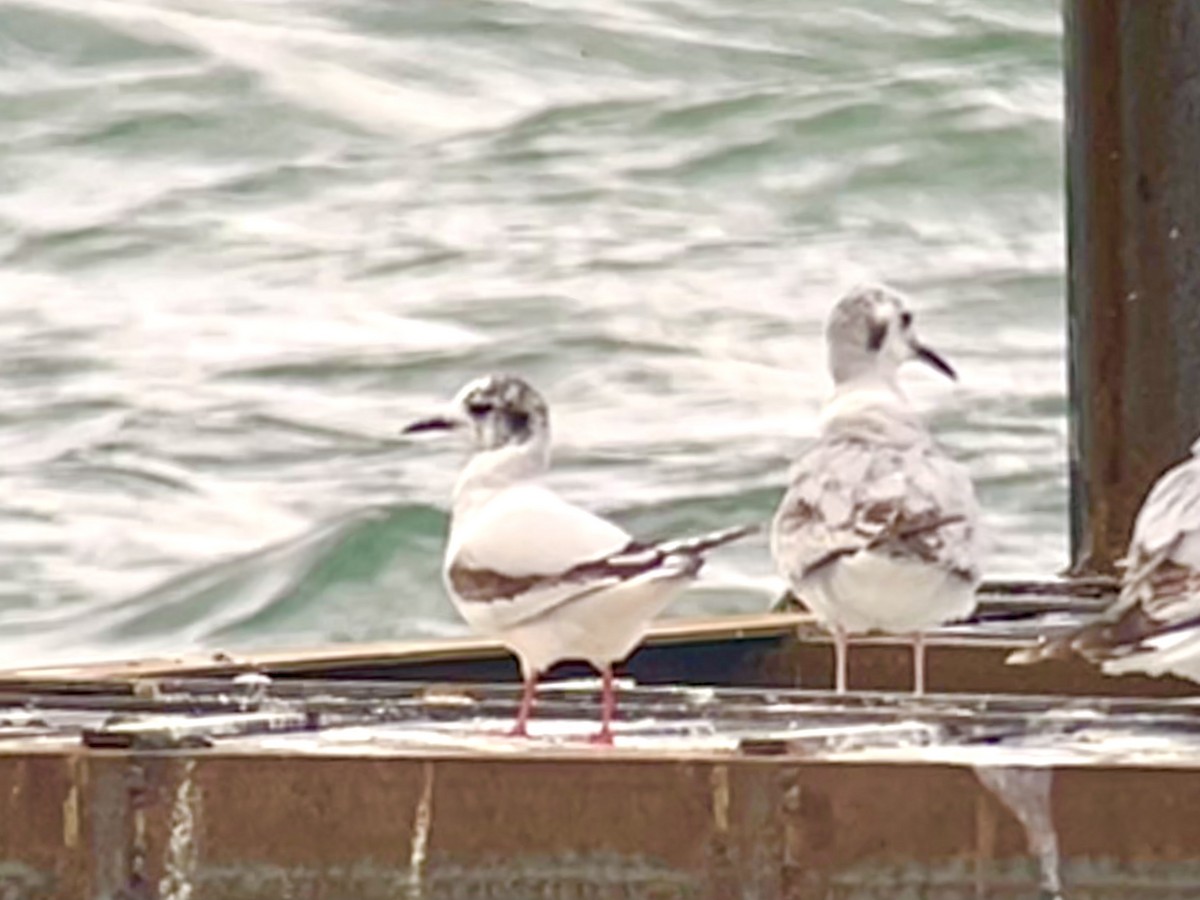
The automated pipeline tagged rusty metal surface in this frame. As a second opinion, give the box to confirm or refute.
[6,743,1200,898]
[1066,0,1200,575]
[784,628,1196,698]
[0,754,74,899]
[6,677,1196,755]
[6,583,1170,700]
[10,622,1193,702]
[0,610,808,688]
[5,678,1200,897]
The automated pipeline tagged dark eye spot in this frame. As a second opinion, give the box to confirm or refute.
[900,311,913,328]
[467,401,493,417]
[867,320,888,351]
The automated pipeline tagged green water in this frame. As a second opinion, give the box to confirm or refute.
[0,0,1067,664]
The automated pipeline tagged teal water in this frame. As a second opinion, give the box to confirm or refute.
[0,0,1066,665]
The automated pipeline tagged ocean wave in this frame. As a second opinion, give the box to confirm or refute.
[0,0,1070,661]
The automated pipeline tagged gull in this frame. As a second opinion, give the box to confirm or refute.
[1009,437,1200,682]
[770,285,983,694]
[403,374,753,743]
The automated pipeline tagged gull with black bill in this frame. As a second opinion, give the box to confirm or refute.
[405,374,753,743]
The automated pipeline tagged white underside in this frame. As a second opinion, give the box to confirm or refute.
[454,571,691,677]
[1101,627,1200,684]
[799,550,977,634]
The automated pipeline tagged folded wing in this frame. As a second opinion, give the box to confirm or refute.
[449,484,750,630]
[772,432,980,585]
[1095,455,1200,654]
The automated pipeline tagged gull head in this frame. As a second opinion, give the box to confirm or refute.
[402,373,550,454]
[825,284,956,385]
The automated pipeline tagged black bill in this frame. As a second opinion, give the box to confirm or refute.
[401,416,459,435]
[914,343,957,380]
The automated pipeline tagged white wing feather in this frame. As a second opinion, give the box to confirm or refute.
[449,483,630,576]
[446,484,637,630]
[1129,455,1200,567]
[1111,452,1200,624]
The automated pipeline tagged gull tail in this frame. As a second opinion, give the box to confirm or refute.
[602,524,758,580]
[653,523,759,579]
[654,523,759,558]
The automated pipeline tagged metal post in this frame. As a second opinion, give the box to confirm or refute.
[1066,1,1200,575]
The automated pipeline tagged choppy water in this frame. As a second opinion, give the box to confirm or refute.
[0,0,1066,665]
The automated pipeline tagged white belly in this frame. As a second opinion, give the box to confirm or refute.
[458,573,691,677]
[800,551,977,634]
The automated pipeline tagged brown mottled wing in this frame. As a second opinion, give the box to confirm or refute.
[770,431,980,588]
[448,540,684,606]
[1071,453,1200,658]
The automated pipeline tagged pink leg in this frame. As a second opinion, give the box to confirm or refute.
[588,666,616,745]
[912,632,926,697]
[833,625,849,694]
[509,674,537,738]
